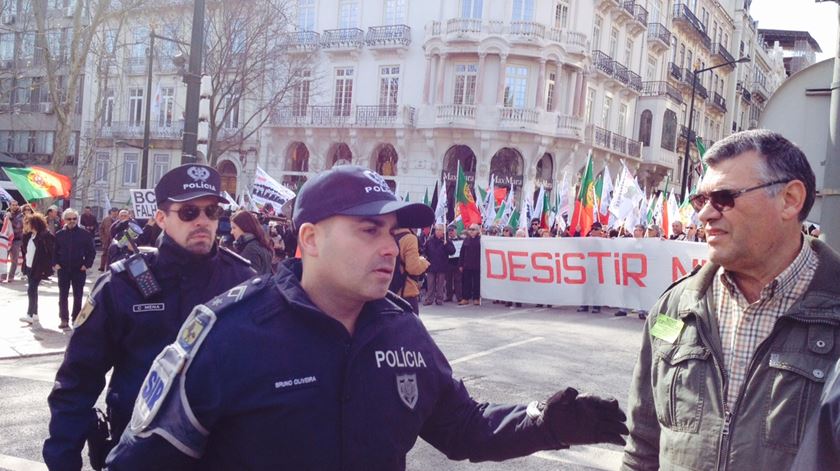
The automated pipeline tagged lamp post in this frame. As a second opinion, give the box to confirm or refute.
[679,56,751,200]
[181,0,206,165]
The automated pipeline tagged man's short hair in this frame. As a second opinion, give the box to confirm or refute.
[704,129,816,222]
[62,208,78,219]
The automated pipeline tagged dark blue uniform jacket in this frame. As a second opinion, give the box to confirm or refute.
[106,259,558,470]
[43,235,255,471]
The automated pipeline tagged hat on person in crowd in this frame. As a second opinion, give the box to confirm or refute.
[591,222,603,230]
[154,164,228,206]
[293,165,434,229]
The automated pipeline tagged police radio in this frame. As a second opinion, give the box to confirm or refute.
[116,222,162,299]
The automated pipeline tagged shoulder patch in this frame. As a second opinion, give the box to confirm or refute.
[219,246,251,266]
[205,275,273,314]
[74,272,112,329]
[385,291,414,314]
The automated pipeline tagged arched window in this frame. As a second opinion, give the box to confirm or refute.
[442,145,478,222]
[639,110,653,146]
[330,143,352,167]
[661,109,677,151]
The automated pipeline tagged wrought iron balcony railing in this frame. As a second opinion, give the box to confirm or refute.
[647,22,671,45]
[366,25,411,47]
[321,28,364,49]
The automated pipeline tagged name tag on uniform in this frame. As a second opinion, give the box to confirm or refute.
[133,303,165,313]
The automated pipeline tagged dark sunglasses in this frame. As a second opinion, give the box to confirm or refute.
[65,217,77,221]
[689,179,790,212]
[167,204,223,222]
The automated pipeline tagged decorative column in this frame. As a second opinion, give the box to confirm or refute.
[551,61,563,112]
[422,55,433,105]
[475,53,487,105]
[570,70,582,116]
[435,53,447,104]
[496,54,508,105]
[536,59,547,110]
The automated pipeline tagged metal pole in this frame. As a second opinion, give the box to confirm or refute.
[822,4,840,250]
[141,30,154,189]
[181,0,205,165]
[681,70,698,201]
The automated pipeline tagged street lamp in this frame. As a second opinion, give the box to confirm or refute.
[680,55,751,200]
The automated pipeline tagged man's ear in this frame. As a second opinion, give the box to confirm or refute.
[297,222,319,258]
[780,180,807,222]
[155,209,167,231]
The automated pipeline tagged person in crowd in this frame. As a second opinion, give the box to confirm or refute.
[44,165,255,470]
[622,130,840,471]
[528,218,541,237]
[2,199,24,282]
[230,210,274,275]
[106,165,629,469]
[683,223,700,242]
[391,225,430,314]
[423,223,455,306]
[645,224,661,239]
[80,206,98,235]
[502,226,514,237]
[632,224,645,238]
[578,222,604,313]
[459,223,481,306]
[445,225,462,303]
[268,223,286,269]
[669,220,686,240]
[19,212,55,327]
[216,210,233,248]
[52,208,96,330]
[98,208,118,272]
[134,218,163,247]
[46,206,62,235]
[281,221,298,259]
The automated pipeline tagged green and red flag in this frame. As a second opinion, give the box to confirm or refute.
[455,161,481,227]
[569,153,596,236]
[3,166,71,202]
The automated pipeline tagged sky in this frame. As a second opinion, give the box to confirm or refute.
[750,0,838,61]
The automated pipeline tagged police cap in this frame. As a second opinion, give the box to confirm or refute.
[155,164,228,206]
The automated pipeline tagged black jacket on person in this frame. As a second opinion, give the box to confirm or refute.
[424,236,455,273]
[459,235,481,271]
[234,233,273,275]
[26,230,56,279]
[53,225,96,272]
[43,234,255,471]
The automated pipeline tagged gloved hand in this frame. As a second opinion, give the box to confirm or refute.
[535,387,629,446]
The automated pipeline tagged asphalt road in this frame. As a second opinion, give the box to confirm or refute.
[0,301,645,471]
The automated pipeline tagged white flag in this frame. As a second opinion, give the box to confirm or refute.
[482,175,497,229]
[532,186,545,226]
[518,193,531,235]
[555,172,571,232]
[609,164,644,223]
[434,181,447,225]
[150,80,162,122]
[598,165,613,219]
[498,186,515,228]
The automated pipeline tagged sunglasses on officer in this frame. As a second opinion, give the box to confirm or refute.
[166,203,224,222]
[689,179,791,213]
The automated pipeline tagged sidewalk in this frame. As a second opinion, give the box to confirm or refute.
[0,260,103,360]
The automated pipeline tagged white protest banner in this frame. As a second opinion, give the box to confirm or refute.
[129,189,157,219]
[481,236,709,310]
[251,166,296,216]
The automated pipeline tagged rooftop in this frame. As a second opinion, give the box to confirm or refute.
[758,29,822,53]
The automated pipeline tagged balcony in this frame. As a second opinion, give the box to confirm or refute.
[557,114,584,138]
[695,80,708,100]
[270,105,352,127]
[647,23,671,53]
[284,31,321,52]
[445,17,482,35]
[595,0,621,14]
[680,68,708,99]
[425,19,588,57]
[641,81,683,104]
[711,43,736,69]
[628,70,643,93]
[672,3,711,49]
[586,124,642,159]
[613,61,630,86]
[124,57,146,75]
[436,103,476,125]
[547,29,588,55]
[509,21,545,41]
[752,80,770,102]
[737,82,752,102]
[679,124,696,143]
[709,92,726,113]
[626,2,648,35]
[668,62,683,82]
[321,28,364,52]
[355,105,416,127]
[592,50,615,78]
[366,25,411,50]
[92,120,184,140]
[499,107,540,125]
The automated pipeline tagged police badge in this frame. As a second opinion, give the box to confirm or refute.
[395,373,418,410]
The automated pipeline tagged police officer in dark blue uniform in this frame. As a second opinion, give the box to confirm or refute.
[43,164,255,471]
[107,165,628,470]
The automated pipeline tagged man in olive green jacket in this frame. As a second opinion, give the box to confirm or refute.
[622,130,840,471]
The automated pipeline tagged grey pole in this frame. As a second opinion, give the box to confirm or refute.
[181,0,205,164]
[141,30,154,189]
[821,4,840,250]
[680,70,698,201]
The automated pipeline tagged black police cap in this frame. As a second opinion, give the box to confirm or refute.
[155,164,228,206]
[293,165,434,229]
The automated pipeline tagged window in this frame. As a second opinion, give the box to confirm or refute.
[650,0,661,23]
[503,65,528,108]
[132,27,148,58]
[546,72,556,111]
[103,29,117,57]
[554,1,569,29]
[47,30,63,62]
[661,109,677,151]
[94,152,109,183]
[609,27,619,58]
[297,0,315,30]
[123,153,139,185]
[639,109,652,146]
[19,32,36,60]
[222,94,240,129]
[158,87,174,126]
[601,95,612,128]
[679,44,685,68]
[511,0,534,21]
[152,154,170,184]
[338,0,359,28]
[0,34,13,61]
[383,0,406,25]
[291,69,311,116]
[101,89,114,127]
[128,88,143,127]
[378,65,399,115]
[26,131,35,153]
[334,67,354,116]
[14,77,30,105]
[624,39,634,67]
[592,16,602,51]
[646,55,658,81]
[35,131,53,154]
[461,0,482,19]
[670,36,678,63]
[12,131,27,152]
[618,103,628,135]
[701,8,709,31]
[453,64,477,105]
[585,87,596,123]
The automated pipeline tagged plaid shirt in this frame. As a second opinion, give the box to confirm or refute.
[715,239,818,408]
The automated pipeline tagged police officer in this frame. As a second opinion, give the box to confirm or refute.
[43,164,255,470]
[106,165,628,470]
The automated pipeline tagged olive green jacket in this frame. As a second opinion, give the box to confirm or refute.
[622,237,840,471]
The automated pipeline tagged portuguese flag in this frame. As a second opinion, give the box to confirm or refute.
[570,152,596,236]
[3,166,72,202]
[455,161,481,227]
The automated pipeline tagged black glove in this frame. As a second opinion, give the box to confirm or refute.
[536,387,629,446]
